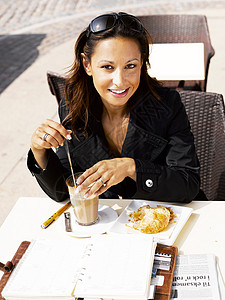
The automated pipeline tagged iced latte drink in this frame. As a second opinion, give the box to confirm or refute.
[66,174,99,226]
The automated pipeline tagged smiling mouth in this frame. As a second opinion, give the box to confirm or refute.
[109,88,129,96]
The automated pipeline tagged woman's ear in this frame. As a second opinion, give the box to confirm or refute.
[81,53,92,76]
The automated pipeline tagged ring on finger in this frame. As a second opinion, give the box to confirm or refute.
[99,178,106,187]
[42,133,49,141]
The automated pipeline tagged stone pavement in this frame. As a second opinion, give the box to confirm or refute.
[0,0,225,226]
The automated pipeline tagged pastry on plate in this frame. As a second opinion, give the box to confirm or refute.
[127,205,175,234]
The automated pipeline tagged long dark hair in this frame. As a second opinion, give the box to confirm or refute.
[64,12,161,136]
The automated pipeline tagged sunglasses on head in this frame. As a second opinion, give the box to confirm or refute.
[86,12,143,38]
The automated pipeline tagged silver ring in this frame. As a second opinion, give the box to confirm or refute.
[42,133,49,141]
[99,178,106,187]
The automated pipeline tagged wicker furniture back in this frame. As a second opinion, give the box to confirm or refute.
[47,71,66,105]
[138,15,215,91]
[179,91,225,200]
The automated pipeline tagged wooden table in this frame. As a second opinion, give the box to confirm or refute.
[0,197,224,284]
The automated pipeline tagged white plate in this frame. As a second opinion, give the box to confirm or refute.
[61,205,118,237]
[108,200,193,245]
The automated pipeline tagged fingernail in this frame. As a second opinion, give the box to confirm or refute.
[76,177,81,184]
[67,134,72,140]
[84,193,89,199]
[77,186,81,192]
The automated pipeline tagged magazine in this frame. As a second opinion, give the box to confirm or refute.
[171,254,222,300]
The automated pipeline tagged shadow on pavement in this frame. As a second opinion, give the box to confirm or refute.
[0,34,46,94]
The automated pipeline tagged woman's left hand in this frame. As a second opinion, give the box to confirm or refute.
[76,158,136,198]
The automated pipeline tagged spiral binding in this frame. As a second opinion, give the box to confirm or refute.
[81,243,94,259]
[76,267,87,282]
[76,243,94,283]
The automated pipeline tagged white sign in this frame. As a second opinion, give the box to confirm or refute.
[148,43,205,81]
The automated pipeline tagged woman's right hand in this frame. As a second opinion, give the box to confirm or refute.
[30,119,72,169]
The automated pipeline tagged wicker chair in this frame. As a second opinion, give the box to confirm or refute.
[179,91,225,201]
[138,15,215,91]
[47,71,66,105]
[47,71,225,200]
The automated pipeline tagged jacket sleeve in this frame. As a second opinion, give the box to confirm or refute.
[133,91,200,203]
[27,148,70,202]
[26,99,74,202]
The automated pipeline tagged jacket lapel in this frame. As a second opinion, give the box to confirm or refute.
[121,119,168,161]
[122,89,170,161]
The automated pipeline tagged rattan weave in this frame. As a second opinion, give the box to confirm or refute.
[138,15,215,91]
[179,91,225,201]
[47,71,66,105]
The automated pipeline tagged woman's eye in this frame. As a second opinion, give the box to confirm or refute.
[126,64,136,69]
[101,65,113,70]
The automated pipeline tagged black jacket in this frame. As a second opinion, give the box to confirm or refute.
[27,86,200,203]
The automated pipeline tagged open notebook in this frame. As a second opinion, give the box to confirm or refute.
[2,235,156,300]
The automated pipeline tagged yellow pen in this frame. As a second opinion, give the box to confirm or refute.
[41,201,71,229]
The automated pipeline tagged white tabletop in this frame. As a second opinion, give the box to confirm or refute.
[0,197,224,284]
[148,43,205,81]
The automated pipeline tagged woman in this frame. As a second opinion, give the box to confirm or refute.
[28,12,200,203]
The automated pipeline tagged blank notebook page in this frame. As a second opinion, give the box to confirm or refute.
[2,239,87,298]
[74,234,155,299]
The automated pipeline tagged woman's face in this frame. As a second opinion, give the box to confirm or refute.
[83,36,143,111]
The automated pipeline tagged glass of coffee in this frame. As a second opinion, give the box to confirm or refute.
[66,172,99,226]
